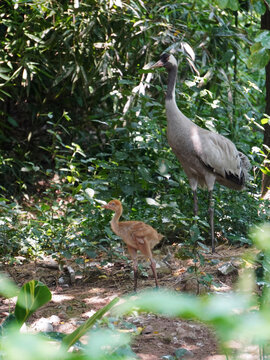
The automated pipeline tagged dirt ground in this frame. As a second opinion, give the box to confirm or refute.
[0,245,258,360]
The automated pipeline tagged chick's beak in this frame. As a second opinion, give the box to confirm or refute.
[151,59,164,69]
[102,204,109,209]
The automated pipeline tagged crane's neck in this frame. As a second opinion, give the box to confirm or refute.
[165,65,192,127]
[110,208,122,235]
[166,66,177,101]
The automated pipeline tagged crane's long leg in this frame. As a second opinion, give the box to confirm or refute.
[208,190,215,253]
[193,190,198,216]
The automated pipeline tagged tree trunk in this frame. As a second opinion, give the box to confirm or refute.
[261,7,270,199]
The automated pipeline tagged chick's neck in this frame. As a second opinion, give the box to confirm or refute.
[110,206,122,235]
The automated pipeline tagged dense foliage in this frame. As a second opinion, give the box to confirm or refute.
[0,0,269,264]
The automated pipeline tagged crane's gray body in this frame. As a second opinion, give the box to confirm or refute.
[152,53,250,252]
[160,54,250,193]
[166,97,249,192]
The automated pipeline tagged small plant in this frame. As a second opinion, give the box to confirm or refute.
[0,274,123,359]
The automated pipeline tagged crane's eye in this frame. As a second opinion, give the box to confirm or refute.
[110,202,115,206]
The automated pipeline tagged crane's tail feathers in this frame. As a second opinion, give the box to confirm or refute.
[211,152,251,190]
[225,152,250,188]
[239,152,251,183]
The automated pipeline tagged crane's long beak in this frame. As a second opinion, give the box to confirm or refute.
[101,204,109,209]
[151,59,164,69]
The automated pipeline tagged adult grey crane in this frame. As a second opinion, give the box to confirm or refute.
[151,53,250,252]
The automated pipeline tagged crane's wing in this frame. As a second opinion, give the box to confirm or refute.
[193,129,242,179]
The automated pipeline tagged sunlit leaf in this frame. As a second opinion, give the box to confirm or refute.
[247,48,270,69]
[0,273,19,298]
[1,331,66,360]
[15,280,51,327]
[261,118,270,125]
[84,329,130,359]
[61,297,119,350]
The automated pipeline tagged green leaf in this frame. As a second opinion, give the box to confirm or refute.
[61,296,119,350]
[24,32,43,43]
[115,290,203,319]
[7,116,19,127]
[175,348,191,359]
[1,331,68,360]
[0,273,19,298]
[115,151,129,161]
[250,42,262,54]
[253,0,266,14]
[41,332,84,349]
[217,0,239,10]
[217,0,229,9]
[0,72,11,81]
[227,0,239,11]
[251,223,270,251]
[14,280,51,327]
[255,30,270,49]
[84,329,131,359]
[0,314,17,335]
[247,48,270,69]
[190,224,200,243]
[261,118,270,125]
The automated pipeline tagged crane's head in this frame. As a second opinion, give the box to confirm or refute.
[151,53,178,70]
[102,199,122,212]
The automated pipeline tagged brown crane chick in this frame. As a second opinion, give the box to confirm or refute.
[102,199,163,292]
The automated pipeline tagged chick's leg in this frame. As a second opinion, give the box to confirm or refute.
[150,257,158,289]
[138,241,158,289]
[127,246,138,292]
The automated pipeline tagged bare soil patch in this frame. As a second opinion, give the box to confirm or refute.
[0,245,255,360]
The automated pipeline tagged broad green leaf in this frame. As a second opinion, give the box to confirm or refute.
[253,0,266,14]
[251,223,270,251]
[247,48,270,69]
[115,151,129,161]
[138,165,154,183]
[255,30,270,49]
[84,329,130,359]
[217,0,239,10]
[115,290,203,319]
[255,30,270,43]
[250,42,262,54]
[261,118,270,125]
[1,331,67,360]
[0,273,19,298]
[0,72,11,81]
[227,0,239,11]
[7,116,19,127]
[175,348,191,359]
[15,280,51,327]
[41,332,84,349]
[261,167,270,175]
[24,32,43,43]
[217,0,229,9]
[0,314,17,335]
[61,296,119,350]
